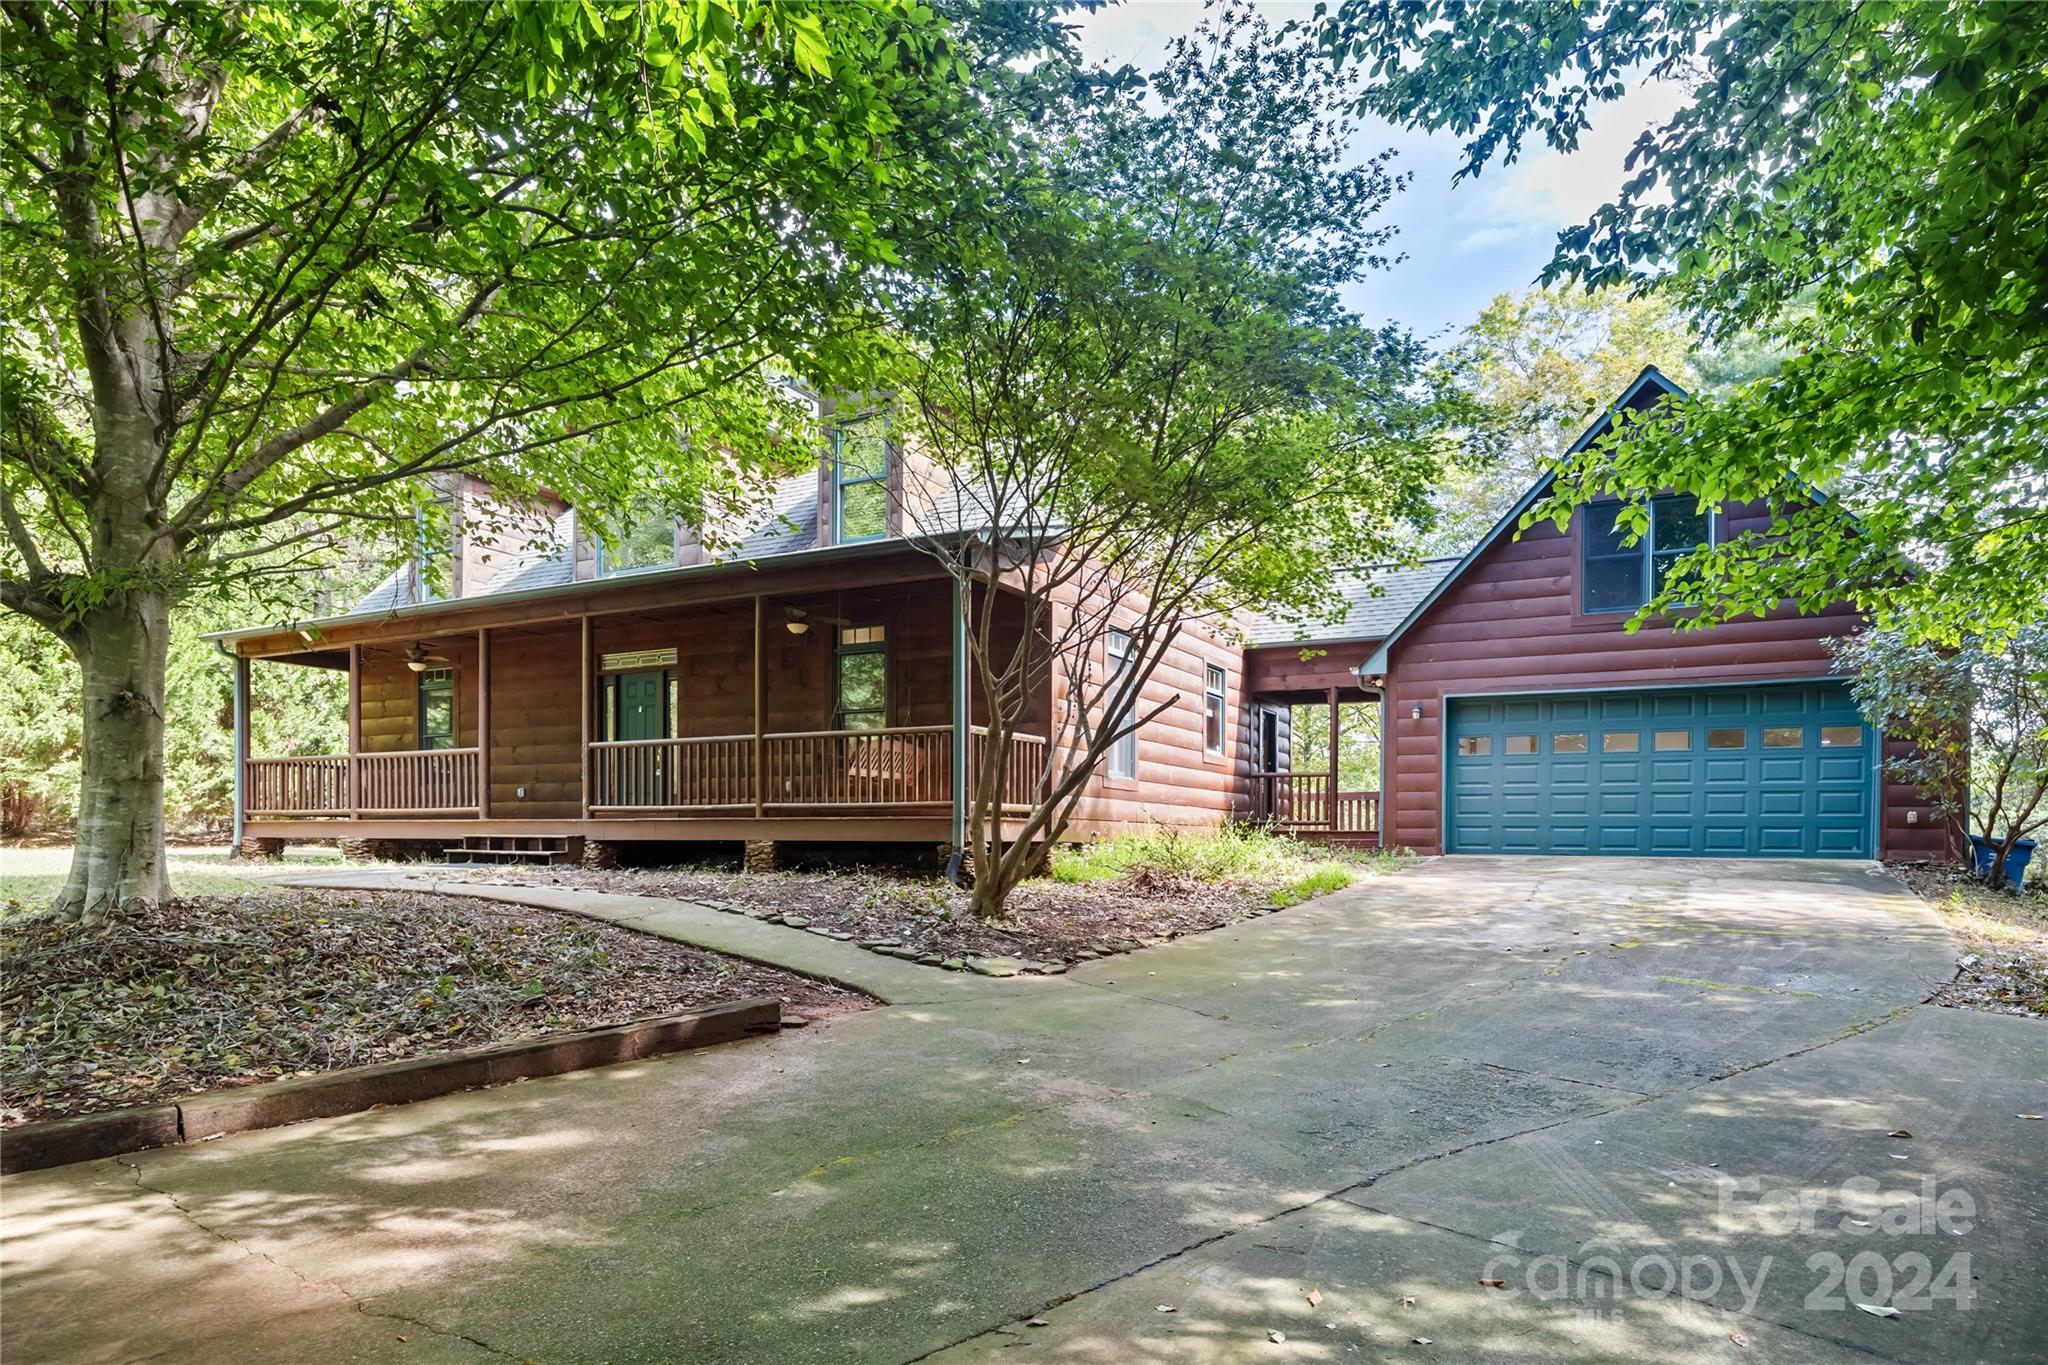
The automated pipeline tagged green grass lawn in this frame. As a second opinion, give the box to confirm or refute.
[0,843,353,912]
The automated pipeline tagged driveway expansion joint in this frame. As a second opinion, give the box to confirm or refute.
[110,1154,523,1362]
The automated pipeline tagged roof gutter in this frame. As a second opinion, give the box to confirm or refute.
[202,535,961,646]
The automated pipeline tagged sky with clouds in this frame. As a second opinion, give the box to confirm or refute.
[1071,2,1683,343]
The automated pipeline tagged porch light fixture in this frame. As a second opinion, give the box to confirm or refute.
[1410,703,1423,721]
[785,607,811,636]
[405,641,436,672]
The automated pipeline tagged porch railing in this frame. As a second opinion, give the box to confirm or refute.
[244,749,480,817]
[357,748,480,815]
[244,756,350,818]
[968,726,1048,809]
[589,735,754,813]
[244,727,1056,816]
[763,726,954,808]
[1250,771,1380,836]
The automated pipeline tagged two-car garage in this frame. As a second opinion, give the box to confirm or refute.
[1444,682,1875,858]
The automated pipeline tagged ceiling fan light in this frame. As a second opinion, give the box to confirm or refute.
[786,620,810,636]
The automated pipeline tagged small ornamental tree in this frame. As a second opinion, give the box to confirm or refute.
[1834,628,2048,888]
[0,0,1056,922]
[899,20,1445,918]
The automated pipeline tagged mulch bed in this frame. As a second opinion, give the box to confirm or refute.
[0,889,867,1126]
[1893,861,2048,1018]
[441,863,1304,968]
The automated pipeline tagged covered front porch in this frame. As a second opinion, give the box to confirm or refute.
[232,572,1048,849]
[1242,645,1385,848]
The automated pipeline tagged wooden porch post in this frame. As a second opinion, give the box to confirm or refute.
[1326,685,1340,832]
[578,616,592,818]
[752,594,765,819]
[477,628,491,819]
[347,643,361,818]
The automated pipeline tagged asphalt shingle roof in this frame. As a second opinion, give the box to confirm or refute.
[336,474,1462,651]
[1240,558,1461,646]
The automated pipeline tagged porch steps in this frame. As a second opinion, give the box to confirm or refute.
[442,836,578,866]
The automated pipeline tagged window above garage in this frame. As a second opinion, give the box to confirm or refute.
[1581,496,1715,614]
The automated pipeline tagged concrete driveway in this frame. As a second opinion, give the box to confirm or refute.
[4,858,2043,1364]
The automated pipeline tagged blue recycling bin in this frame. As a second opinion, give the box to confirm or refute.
[1968,834,2037,890]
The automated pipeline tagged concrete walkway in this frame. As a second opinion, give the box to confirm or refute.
[4,859,2043,1364]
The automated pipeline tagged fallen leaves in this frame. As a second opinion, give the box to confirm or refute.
[1477,1279,1505,1289]
[1730,1330,1749,1347]
[1887,1129,1914,1139]
[2,889,864,1124]
[1305,1288,1323,1308]
[1855,1303,1902,1319]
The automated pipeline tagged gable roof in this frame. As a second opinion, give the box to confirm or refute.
[1241,558,1462,647]
[1356,365,1689,677]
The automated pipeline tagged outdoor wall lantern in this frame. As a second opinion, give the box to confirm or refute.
[1410,703,1424,721]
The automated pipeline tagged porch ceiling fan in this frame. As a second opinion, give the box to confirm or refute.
[404,640,452,673]
[782,605,849,637]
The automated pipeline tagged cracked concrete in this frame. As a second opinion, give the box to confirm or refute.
[5,857,2042,1364]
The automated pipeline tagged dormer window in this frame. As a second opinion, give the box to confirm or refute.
[598,501,679,576]
[832,419,890,543]
[1581,496,1715,614]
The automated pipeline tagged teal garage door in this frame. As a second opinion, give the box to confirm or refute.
[1446,683,1874,858]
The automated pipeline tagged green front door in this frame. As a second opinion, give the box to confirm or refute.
[613,670,668,806]
[616,670,666,741]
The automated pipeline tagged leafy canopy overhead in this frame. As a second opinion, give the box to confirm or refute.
[0,0,1060,629]
[1425,286,1697,557]
[895,15,1448,915]
[1316,0,2048,643]
[905,16,1444,632]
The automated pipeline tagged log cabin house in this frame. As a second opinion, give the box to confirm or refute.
[212,368,1949,867]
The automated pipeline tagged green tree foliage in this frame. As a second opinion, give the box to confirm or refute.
[1425,287,1695,555]
[1287,701,1380,792]
[898,17,1445,915]
[1833,628,2048,885]
[1317,1,2048,644]
[1,604,348,835]
[0,0,1058,920]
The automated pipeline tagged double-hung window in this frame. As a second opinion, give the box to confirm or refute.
[834,625,887,730]
[1203,665,1227,755]
[1106,629,1138,778]
[413,486,455,602]
[833,419,890,543]
[1581,496,1715,614]
[417,668,456,750]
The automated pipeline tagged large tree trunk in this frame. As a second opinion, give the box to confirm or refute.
[51,590,173,924]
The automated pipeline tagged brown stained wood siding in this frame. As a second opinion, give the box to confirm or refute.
[485,625,582,819]
[358,640,477,754]
[1049,595,1254,837]
[1381,498,1948,859]
[1242,640,1379,698]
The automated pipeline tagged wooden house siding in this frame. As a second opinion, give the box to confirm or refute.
[1380,498,1948,858]
[1055,609,1253,836]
